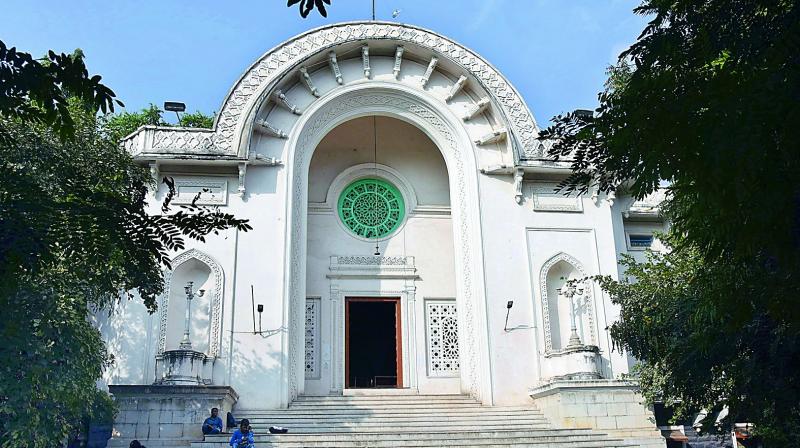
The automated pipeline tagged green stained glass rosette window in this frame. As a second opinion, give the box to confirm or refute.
[338,178,405,239]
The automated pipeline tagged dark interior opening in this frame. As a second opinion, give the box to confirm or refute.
[347,300,398,388]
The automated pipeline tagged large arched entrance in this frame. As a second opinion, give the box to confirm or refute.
[304,115,459,395]
[280,84,492,404]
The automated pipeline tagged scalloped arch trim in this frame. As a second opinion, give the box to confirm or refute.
[213,21,541,158]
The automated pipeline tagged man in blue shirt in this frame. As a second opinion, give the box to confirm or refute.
[202,407,224,435]
[229,418,255,448]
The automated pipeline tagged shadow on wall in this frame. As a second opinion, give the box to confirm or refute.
[94,294,157,386]
[230,332,285,409]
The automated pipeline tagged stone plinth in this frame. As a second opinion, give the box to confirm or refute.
[108,384,238,448]
[542,345,603,381]
[529,379,665,448]
[154,349,214,385]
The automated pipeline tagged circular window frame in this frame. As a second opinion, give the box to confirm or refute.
[337,178,406,240]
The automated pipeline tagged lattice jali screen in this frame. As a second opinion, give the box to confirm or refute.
[337,178,405,239]
[425,299,460,377]
[304,298,320,379]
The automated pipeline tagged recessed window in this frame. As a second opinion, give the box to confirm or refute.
[629,234,654,249]
[337,178,405,239]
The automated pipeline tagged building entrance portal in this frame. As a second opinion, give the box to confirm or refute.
[345,298,403,388]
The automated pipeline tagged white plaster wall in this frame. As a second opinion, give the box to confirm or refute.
[97,172,289,409]
[99,38,670,411]
[304,116,459,395]
[307,116,450,206]
[475,174,629,405]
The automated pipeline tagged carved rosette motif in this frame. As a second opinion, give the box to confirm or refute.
[158,249,225,357]
[287,91,483,400]
[211,22,541,159]
[538,252,597,354]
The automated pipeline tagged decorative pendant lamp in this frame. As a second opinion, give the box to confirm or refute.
[373,115,380,256]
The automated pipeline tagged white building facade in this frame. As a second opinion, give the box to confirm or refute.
[101,22,667,446]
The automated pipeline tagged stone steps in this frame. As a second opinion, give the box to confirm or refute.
[191,394,638,447]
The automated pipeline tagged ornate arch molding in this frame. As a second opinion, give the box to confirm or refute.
[284,83,490,404]
[538,252,597,354]
[213,21,541,160]
[158,249,225,357]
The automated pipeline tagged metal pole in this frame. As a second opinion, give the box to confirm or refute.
[180,282,194,349]
[564,283,583,349]
[372,0,376,20]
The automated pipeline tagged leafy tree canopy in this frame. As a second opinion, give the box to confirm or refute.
[541,0,800,443]
[288,0,332,18]
[0,44,247,447]
[542,0,800,266]
[0,40,121,142]
[105,104,214,144]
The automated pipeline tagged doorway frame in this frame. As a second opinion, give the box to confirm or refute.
[345,297,403,389]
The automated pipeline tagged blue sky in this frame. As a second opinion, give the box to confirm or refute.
[3,0,648,126]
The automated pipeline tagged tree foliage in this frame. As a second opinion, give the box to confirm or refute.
[540,0,800,443]
[104,104,214,144]
[542,0,800,265]
[0,45,248,447]
[598,237,800,445]
[287,0,331,18]
[0,40,121,142]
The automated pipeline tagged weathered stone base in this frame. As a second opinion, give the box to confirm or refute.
[108,384,238,448]
[529,379,665,448]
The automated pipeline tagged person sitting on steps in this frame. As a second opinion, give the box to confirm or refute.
[202,407,224,435]
[229,418,255,448]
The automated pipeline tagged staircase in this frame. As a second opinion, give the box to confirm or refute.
[193,394,638,447]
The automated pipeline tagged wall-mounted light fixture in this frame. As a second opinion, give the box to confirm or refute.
[504,300,514,331]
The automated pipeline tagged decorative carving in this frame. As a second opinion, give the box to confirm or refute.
[149,162,160,184]
[335,256,410,266]
[172,179,228,206]
[446,75,468,102]
[255,119,288,138]
[393,46,404,79]
[328,51,343,85]
[625,188,666,217]
[361,45,371,78]
[426,300,460,376]
[463,97,491,121]
[591,187,600,206]
[237,163,246,198]
[151,129,218,153]
[538,252,596,354]
[338,178,405,239]
[606,191,616,207]
[304,298,320,379]
[299,67,320,97]
[158,249,224,357]
[530,183,583,212]
[273,89,301,115]
[133,23,544,161]
[475,127,507,145]
[513,168,524,205]
[249,153,283,166]
[287,91,484,401]
[421,57,438,87]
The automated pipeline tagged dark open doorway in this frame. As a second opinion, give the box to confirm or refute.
[345,298,402,388]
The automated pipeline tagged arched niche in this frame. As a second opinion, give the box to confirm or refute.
[539,253,597,354]
[158,249,224,357]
